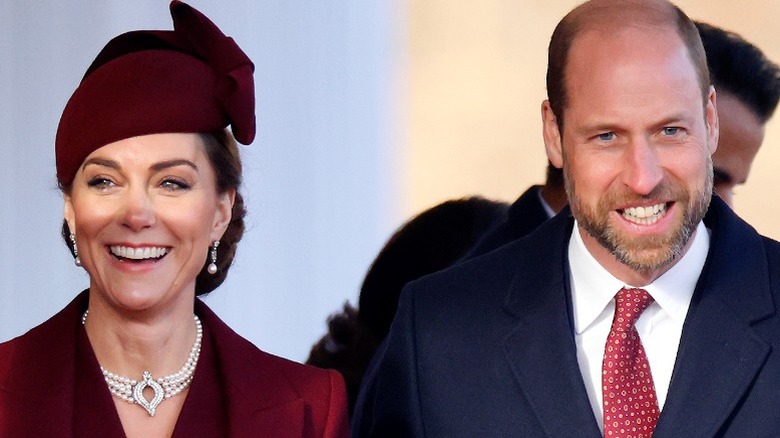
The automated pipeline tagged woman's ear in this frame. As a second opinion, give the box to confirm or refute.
[211,188,235,242]
[63,192,75,234]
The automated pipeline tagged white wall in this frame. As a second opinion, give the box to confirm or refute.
[0,0,405,362]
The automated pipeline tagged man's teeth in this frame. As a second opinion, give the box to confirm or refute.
[110,246,168,260]
[622,203,666,225]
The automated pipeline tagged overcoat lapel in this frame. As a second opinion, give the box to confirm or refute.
[74,319,127,437]
[501,212,602,437]
[655,198,774,435]
[198,302,308,436]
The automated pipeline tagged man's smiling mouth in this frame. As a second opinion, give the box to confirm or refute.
[618,203,670,225]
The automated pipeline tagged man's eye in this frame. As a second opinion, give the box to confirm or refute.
[662,127,679,136]
[597,132,615,141]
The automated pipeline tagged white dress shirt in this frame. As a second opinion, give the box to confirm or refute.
[568,220,709,430]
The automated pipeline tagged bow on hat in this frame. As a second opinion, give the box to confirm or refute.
[170,0,255,145]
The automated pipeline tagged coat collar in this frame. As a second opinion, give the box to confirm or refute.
[194,299,309,436]
[654,196,773,435]
[502,209,602,437]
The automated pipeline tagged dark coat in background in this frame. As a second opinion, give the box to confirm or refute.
[463,185,550,259]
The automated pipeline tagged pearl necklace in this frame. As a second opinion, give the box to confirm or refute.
[81,310,203,417]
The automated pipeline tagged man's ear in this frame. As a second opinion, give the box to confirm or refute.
[705,85,719,155]
[211,188,235,242]
[542,100,564,169]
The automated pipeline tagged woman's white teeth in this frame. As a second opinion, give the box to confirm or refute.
[110,246,168,260]
[622,203,666,225]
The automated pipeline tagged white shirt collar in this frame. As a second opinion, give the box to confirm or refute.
[569,221,709,335]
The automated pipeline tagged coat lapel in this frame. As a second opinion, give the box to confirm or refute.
[196,301,308,436]
[655,198,774,435]
[74,319,127,437]
[501,212,602,437]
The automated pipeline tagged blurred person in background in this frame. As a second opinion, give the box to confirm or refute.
[307,197,508,416]
[696,21,780,207]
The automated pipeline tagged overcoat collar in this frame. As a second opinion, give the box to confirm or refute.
[655,197,773,436]
[195,300,309,437]
[501,208,602,437]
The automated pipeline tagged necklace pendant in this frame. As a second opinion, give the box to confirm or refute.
[133,371,165,417]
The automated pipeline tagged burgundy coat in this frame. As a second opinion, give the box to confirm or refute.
[0,291,349,437]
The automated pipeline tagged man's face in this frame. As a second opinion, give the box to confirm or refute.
[543,26,718,284]
[711,92,765,207]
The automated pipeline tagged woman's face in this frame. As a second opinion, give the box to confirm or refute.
[64,133,233,314]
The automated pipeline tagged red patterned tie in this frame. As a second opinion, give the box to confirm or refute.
[602,288,660,437]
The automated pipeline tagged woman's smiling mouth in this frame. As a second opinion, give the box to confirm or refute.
[109,245,169,262]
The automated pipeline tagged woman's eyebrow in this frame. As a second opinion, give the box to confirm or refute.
[82,157,119,171]
[150,159,199,172]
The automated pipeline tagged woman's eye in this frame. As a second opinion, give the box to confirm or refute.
[87,177,115,189]
[161,179,190,191]
[662,127,680,136]
[597,132,615,141]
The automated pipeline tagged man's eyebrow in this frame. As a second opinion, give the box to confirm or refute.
[712,167,733,184]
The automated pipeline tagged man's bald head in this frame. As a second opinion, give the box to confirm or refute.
[546,0,710,132]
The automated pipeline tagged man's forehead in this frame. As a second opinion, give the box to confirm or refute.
[570,22,680,51]
[566,0,678,28]
[563,24,704,101]
[566,26,691,78]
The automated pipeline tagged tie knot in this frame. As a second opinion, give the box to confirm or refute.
[615,288,654,327]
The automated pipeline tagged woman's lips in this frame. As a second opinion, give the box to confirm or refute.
[109,245,169,262]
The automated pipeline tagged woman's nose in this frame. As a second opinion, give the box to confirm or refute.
[120,187,156,231]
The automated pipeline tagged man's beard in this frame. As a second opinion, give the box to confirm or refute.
[565,160,712,273]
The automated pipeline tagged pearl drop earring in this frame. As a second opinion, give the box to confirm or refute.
[70,233,82,267]
[207,241,220,275]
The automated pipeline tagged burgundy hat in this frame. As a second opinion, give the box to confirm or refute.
[55,0,255,187]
